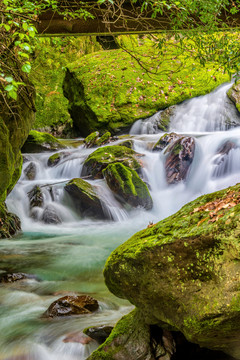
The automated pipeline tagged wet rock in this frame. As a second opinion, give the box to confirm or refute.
[47,151,70,167]
[28,185,44,209]
[84,325,113,344]
[64,178,107,219]
[165,136,195,184]
[63,331,93,344]
[157,106,176,132]
[212,141,237,178]
[24,162,37,180]
[103,162,153,210]
[43,294,99,318]
[22,130,66,153]
[118,139,134,149]
[41,205,62,224]
[82,145,142,179]
[103,182,240,359]
[152,132,181,152]
[0,272,39,283]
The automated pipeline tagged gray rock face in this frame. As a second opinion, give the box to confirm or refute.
[41,205,62,224]
[24,162,37,180]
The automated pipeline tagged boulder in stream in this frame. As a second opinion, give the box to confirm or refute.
[103,162,153,210]
[47,151,70,167]
[84,325,113,344]
[21,130,66,153]
[41,205,62,224]
[164,136,195,184]
[82,145,142,179]
[43,294,99,317]
[64,178,107,219]
[103,183,240,359]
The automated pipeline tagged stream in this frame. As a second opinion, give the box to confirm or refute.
[2,81,240,359]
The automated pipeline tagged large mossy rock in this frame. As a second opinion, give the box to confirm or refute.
[82,145,142,179]
[104,183,240,359]
[63,39,228,136]
[21,130,66,153]
[103,162,153,210]
[64,178,107,219]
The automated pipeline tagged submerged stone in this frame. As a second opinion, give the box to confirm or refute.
[103,162,153,210]
[82,145,142,179]
[103,183,240,359]
[64,178,107,219]
[43,294,99,318]
[22,130,66,153]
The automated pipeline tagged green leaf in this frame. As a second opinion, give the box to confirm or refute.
[9,90,17,100]
[22,22,28,31]
[5,84,14,91]
[4,24,10,31]
[21,63,31,73]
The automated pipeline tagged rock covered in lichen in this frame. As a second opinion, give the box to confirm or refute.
[64,178,107,219]
[47,151,70,167]
[152,132,181,152]
[22,130,66,153]
[103,162,152,210]
[81,145,142,179]
[103,183,240,359]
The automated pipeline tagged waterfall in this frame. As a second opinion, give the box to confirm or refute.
[3,80,240,359]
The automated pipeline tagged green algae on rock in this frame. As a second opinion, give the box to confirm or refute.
[64,178,107,219]
[63,38,228,135]
[22,130,66,153]
[103,162,153,210]
[103,183,240,359]
[81,145,142,179]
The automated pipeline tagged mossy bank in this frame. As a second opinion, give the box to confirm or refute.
[63,36,228,136]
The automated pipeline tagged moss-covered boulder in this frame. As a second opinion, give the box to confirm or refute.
[84,131,112,148]
[227,80,240,112]
[118,139,134,149]
[103,183,240,359]
[165,136,195,184]
[64,178,108,219]
[21,130,66,153]
[63,38,228,136]
[95,131,111,147]
[82,145,142,179]
[103,163,153,210]
[87,309,175,360]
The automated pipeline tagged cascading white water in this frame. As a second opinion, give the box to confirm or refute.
[3,81,240,359]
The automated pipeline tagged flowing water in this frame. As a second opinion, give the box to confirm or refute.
[2,81,240,359]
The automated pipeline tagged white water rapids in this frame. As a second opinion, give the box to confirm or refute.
[2,81,240,359]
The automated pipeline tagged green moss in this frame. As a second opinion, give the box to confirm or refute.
[85,131,99,147]
[82,145,141,178]
[64,36,228,134]
[103,162,152,209]
[22,130,66,152]
[0,202,21,239]
[96,131,111,146]
[66,178,97,202]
